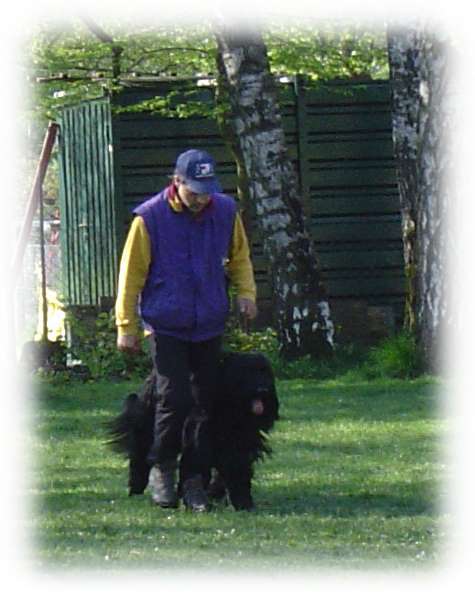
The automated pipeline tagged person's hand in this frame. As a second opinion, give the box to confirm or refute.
[117,334,140,353]
[236,297,258,320]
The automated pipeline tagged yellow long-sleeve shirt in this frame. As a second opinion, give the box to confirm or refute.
[115,195,256,337]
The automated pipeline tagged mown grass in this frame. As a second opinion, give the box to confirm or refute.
[27,374,449,573]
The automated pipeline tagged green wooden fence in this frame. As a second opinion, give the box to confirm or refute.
[58,78,404,339]
[58,97,117,307]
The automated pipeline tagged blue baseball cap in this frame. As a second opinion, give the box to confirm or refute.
[174,149,222,194]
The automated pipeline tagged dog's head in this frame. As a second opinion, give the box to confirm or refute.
[218,351,279,431]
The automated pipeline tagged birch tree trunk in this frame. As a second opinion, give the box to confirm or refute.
[387,25,452,371]
[214,26,334,359]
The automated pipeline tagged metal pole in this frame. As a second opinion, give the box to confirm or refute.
[12,122,59,282]
[38,186,48,341]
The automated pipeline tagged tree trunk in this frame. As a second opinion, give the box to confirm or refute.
[387,25,452,371]
[214,26,334,359]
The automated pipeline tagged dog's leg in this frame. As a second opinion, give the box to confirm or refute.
[206,468,228,502]
[219,461,255,512]
[128,455,152,495]
[227,481,254,512]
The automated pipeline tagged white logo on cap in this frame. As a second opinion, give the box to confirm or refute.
[194,162,214,178]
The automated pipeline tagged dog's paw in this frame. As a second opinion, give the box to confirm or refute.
[230,495,255,512]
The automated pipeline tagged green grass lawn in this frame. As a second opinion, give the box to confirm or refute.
[27,374,449,572]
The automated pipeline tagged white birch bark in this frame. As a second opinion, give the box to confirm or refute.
[387,24,452,371]
[215,27,334,358]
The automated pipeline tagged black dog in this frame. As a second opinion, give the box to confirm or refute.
[107,351,279,511]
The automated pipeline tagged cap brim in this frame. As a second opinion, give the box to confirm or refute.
[184,177,222,194]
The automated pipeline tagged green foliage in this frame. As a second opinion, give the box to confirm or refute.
[274,333,424,382]
[48,310,422,383]
[28,19,389,121]
[359,333,424,380]
[112,86,217,119]
[264,22,389,80]
[223,318,425,382]
[223,316,356,379]
[28,22,217,121]
[274,345,365,381]
[223,318,280,355]
[64,310,152,381]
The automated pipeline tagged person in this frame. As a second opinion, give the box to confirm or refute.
[115,148,257,512]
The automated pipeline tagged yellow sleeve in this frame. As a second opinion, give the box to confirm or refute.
[227,213,257,302]
[114,216,151,336]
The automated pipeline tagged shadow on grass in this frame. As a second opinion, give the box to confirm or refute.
[37,445,436,523]
[255,481,435,518]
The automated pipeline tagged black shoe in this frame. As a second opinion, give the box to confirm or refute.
[149,460,178,508]
[182,475,209,513]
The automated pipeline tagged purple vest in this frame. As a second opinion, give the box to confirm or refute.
[134,188,237,341]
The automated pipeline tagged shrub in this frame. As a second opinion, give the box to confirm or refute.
[273,343,369,380]
[223,318,280,357]
[223,318,369,380]
[360,332,424,379]
[224,320,424,380]
[64,310,152,381]
[45,310,422,383]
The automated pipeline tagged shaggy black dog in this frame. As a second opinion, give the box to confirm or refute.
[107,351,279,511]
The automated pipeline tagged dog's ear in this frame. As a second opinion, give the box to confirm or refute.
[217,352,243,391]
[255,388,279,432]
[124,392,139,408]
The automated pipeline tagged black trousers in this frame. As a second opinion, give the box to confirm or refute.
[148,333,222,481]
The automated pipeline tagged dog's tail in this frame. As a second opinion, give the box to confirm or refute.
[105,372,157,453]
[105,392,147,455]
